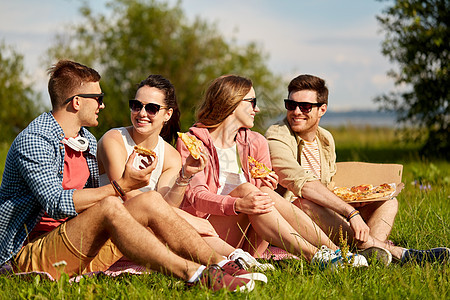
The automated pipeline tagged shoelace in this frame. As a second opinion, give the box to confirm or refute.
[205,265,223,285]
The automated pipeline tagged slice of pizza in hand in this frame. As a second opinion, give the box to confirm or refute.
[177,132,203,159]
[248,156,272,178]
[133,145,157,164]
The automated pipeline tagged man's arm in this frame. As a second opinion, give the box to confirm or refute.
[73,152,156,212]
[266,124,369,242]
[302,180,370,242]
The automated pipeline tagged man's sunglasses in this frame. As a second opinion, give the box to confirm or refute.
[284,99,323,113]
[129,99,168,115]
[64,93,104,106]
[242,97,257,109]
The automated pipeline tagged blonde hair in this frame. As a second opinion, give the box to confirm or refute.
[196,75,252,127]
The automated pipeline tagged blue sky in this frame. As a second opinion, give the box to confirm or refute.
[0,0,396,111]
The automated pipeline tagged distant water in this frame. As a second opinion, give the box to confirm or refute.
[320,110,398,127]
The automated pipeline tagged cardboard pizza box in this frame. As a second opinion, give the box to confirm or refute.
[330,162,404,202]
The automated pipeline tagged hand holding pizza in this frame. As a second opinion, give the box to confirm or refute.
[120,151,157,194]
[183,151,207,179]
[178,132,208,178]
[260,171,278,190]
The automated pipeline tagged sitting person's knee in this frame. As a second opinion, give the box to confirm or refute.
[298,198,315,212]
[98,196,127,218]
[125,190,170,213]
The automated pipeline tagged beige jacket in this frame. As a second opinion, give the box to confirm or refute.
[265,118,336,201]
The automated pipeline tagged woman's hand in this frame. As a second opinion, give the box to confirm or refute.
[234,191,275,215]
[183,152,207,178]
[260,172,278,190]
[120,152,157,192]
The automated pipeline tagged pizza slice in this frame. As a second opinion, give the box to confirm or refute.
[333,187,358,202]
[350,184,373,193]
[178,132,203,159]
[362,183,396,200]
[133,145,157,166]
[248,156,272,178]
[134,145,156,158]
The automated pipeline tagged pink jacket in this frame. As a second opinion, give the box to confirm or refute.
[176,125,272,218]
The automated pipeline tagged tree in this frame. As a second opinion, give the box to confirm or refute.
[376,0,449,158]
[46,0,284,139]
[0,41,43,144]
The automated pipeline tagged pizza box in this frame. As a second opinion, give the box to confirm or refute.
[330,162,405,203]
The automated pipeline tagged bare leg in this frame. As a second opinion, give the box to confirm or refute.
[65,195,200,280]
[123,191,224,265]
[358,198,398,242]
[241,226,270,258]
[261,186,337,251]
[298,198,404,259]
[202,236,236,257]
[208,183,321,261]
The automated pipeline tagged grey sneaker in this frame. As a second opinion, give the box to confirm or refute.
[228,249,275,271]
[312,245,368,270]
[358,246,392,266]
[401,247,450,264]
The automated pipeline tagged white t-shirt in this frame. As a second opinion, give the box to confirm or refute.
[99,127,165,191]
[214,143,247,195]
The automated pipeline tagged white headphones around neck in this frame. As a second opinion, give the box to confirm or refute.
[62,136,89,152]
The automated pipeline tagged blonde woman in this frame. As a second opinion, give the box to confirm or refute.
[177,75,368,269]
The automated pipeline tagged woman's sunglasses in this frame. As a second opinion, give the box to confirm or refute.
[284,99,323,113]
[242,97,257,109]
[129,99,168,115]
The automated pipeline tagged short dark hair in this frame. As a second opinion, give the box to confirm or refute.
[137,75,180,144]
[288,74,328,105]
[48,60,101,109]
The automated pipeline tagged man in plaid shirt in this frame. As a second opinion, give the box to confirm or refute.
[0,60,258,292]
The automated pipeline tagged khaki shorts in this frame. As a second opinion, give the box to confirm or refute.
[13,222,122,280]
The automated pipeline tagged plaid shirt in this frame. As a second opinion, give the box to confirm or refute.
[0,112,99,264]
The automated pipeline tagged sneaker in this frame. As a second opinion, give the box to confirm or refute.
[191,265,255,292]
[228,249,275,271]
[221,260,267,283]
[358,246,392,266]
[401,247,450,264]
[312,245,368,270]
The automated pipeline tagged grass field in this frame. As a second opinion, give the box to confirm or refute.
[0,126,449,299]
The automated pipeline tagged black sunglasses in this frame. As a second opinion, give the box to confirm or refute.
[284,99,323,113]
[64,93,105,106]
[129,99,169,115]
[242,97,257,109]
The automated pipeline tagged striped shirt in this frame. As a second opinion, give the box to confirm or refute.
[300,139,321,178]
[0,112,99,265]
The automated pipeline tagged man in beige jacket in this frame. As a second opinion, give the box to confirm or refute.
[265,74,450,265]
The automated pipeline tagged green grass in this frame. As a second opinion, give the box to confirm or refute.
[1,126,449,299]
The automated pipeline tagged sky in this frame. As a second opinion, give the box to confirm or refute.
[0,0,397,111]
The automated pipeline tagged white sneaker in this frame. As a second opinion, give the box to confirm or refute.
[228,249,275,271]
[312,245,368,270]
